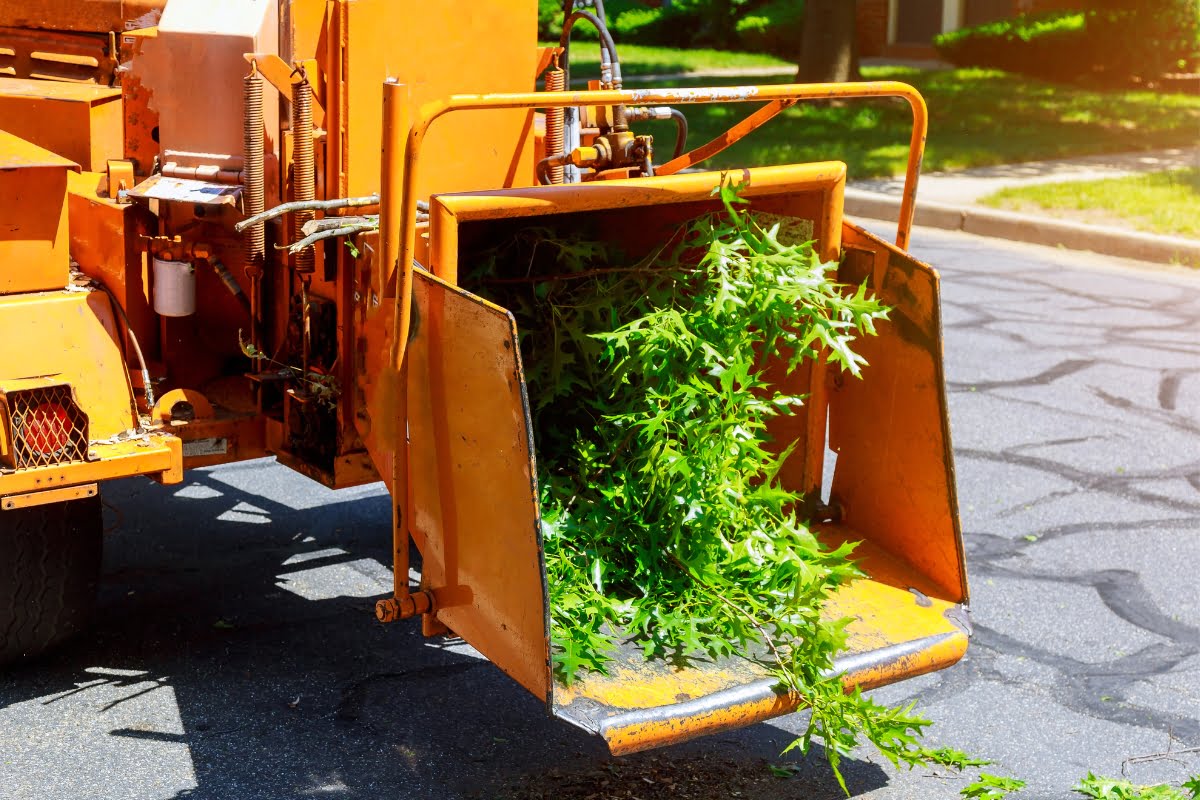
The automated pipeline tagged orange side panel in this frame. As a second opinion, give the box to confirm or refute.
[0,290,136,439]
[67,171,157,355]
[0,130,75,295]
[342,0,537,199]
[830,222,967,603]
[0,0,164,34]
[0,78,122,171]
[0,26,116,83]
[406,268,550,703]
[356,264,549,699]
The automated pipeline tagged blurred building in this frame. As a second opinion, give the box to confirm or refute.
[857,0,1082,58]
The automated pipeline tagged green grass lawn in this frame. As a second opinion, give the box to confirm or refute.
[978,169,1200,239]
[551,46,1200,179]
[549,43,792,78]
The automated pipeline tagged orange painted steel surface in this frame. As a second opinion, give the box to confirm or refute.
[0,25,118,83]
[429,162,846,279]
[0,0,164,34]
[117,27,160,178]
[0,130,76,295]
[1,482,98,510]
[339,0,536,201]
[656,97,793,176]
[409,158,966,750]
[557,556,968,755]
[404,268,549,700]
[0,436,181,496]
[0,78,122,171]
[834,223,967,603]
[0,290,135,439]
[66,170,157,356]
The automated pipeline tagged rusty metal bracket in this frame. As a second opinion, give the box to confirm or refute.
[375,589,435,624]
[2,483,97,511]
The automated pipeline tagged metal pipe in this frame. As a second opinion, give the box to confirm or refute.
[656,99,793,178]
[669,108,688,159]
[209,258,252,315]
[380,80,409,302]
[390,81,929,377]
[378,79,417,620]
[291,77,317,273]
[242,68,266,349]
[327,0,347,199]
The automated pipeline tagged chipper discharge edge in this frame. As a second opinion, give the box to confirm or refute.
[0,0,968,755]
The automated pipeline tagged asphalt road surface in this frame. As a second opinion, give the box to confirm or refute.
[2,226,1198,799]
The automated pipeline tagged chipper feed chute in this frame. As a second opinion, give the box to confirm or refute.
[359,155,968,753]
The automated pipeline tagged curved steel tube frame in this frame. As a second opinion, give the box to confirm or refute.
[375,80,928,616]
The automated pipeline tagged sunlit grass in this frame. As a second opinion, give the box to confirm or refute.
[546,43,792,78]
[559,52,1200,178]
[978,169,1200,239]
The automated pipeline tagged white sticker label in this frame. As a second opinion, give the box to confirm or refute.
[183,437,229,458]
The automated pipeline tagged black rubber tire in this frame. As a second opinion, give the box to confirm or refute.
[0,495,102,666]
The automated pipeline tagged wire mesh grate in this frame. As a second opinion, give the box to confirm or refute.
[7,385,89,470]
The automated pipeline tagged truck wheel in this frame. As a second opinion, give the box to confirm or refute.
[0,495,103,666]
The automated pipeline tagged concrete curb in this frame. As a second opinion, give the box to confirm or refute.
[844,188,1200,267]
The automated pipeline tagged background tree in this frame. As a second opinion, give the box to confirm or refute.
[795,0,860,82]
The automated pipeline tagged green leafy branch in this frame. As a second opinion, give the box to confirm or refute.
[238,330,340,409]
[474,182,1004,791]
[1074,773,1200,800]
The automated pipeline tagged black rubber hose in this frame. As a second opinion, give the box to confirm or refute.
[91,281,154,424]
[559,9,622,90]
[561,0,609,29]
[669,108,688,159]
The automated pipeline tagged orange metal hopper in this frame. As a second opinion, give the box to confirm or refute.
[355,163,968,753]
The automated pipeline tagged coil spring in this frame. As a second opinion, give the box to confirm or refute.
[242,72,266,277]
[543,67,565,185]
[291,79,316,274]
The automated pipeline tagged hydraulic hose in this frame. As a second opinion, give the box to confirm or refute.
[559,10,622,89]
[669,108,688,159]
[92,281,154,424]
[558,5,626,177]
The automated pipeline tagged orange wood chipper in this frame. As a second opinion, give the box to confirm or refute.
[0,0,968,754]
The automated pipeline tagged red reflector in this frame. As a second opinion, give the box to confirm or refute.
[24,402,71,455]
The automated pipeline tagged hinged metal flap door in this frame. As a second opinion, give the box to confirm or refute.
[406,268,551,703]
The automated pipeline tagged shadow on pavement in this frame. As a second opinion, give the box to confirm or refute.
[0,464,889,800]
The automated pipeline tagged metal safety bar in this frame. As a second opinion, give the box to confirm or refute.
[384,80,926,368]
[374,80,928,620]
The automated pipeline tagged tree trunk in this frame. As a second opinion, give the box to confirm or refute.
[795,0,861,83]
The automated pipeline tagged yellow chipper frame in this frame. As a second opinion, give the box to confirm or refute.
[0,0,967,753]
